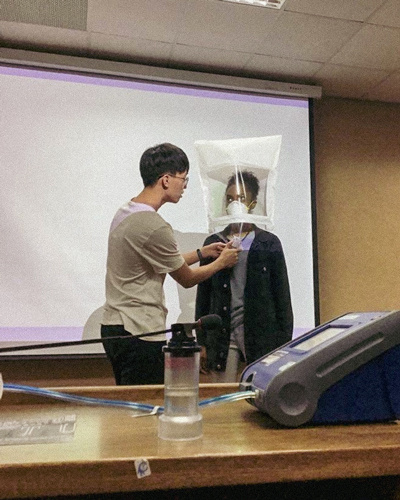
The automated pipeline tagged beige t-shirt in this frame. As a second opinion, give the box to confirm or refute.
[102,203,185,336]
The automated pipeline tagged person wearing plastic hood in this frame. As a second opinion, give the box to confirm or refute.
[195,170,293,382]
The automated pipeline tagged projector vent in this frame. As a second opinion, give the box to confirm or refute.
[0,0,88,30]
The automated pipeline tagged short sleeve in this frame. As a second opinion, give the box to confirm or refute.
[141,224,185,274]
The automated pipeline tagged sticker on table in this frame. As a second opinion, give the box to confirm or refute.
[0,414,76,445]
[135,458,151,478]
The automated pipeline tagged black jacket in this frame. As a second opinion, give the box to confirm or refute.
[195,226,293,371]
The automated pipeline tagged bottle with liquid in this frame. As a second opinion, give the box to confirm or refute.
[158,324,203,441]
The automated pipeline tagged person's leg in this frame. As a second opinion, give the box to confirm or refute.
[101,325,165,385]
[119,338,165,385]
[101,324,127,385]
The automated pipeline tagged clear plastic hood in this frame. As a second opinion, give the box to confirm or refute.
[195,136,282,233]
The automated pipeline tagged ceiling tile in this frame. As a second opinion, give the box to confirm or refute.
[176,0,280,52]
[0,20,89,50]
[368,0,400,29]
[255,11,362,62]
[0,0,399,104]
[330,24,400,71]
[170,44,250,73]
[365,71,400,103]
[313,63,390,99]
[284,0,387,22]
[87,0,188,43]
[89,33,172,65]
[244,53,322,79]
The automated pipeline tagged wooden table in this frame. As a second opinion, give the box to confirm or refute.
[1,384,400,499]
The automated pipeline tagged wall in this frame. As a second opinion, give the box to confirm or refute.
[313,97,400,323]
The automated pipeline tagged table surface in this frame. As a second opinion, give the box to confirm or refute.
[1,384,400,499]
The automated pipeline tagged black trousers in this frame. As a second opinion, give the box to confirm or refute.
[101,324,165,385]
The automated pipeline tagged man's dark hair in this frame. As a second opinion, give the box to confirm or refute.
[226,170,260,200]
[140,143,189,187]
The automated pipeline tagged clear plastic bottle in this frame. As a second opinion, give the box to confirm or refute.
[158,325,202,441]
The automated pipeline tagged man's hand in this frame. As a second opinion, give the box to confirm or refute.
[215,239,241,268]
[171,240,240,288]
[201,242,226,260]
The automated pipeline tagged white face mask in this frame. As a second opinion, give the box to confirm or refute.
[226,200,249,216]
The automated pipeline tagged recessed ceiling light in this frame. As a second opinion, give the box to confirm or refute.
[221,0,287,9]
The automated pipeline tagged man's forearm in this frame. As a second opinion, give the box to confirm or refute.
[182,250,199,266]
[170,259,224,289]
[186,260,224,286]
[171,244,238,289]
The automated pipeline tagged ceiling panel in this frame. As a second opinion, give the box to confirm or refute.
[330,24,400,71]
[170,44,251,73]
[0,0,87,30]
[313,63,390,99]
[87,0,188,43]
[0,0,399,103]
[254,11,362,62]
[365,71,400,102]
[284,0,387,22]
[0,20,89,51]
[368,0,400,28]
[89,33,173,65]
[176,0,280,52]
[244,53,322,80]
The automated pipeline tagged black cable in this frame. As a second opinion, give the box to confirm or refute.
[0,328,172,354]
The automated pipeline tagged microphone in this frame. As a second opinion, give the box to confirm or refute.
[168,314,222,343]
[195,314,222,331]
[137,314,222,339]
[171,314,222,334]
[167,315,222,347]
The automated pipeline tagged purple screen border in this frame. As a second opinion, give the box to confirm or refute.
[0,327,83,342]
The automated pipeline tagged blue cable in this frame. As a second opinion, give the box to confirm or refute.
[3,383,158,413]
[2,383,255,415]
[199,390,255,408]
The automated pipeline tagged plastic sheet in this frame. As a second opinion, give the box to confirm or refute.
[195,136,282,232]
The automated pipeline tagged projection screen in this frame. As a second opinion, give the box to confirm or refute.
[0,62,318,356]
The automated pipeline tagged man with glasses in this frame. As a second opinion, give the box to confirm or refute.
[101,143,240,385]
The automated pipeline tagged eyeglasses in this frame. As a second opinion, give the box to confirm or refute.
[159,173,189,187]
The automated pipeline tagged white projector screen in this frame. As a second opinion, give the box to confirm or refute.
[0,63,317,356]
